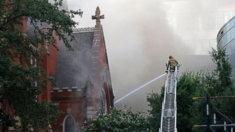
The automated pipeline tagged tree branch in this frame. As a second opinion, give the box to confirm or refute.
[0,13,27,30]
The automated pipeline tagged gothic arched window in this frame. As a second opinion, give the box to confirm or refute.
[100,88,107,114]
[63,115,76,132]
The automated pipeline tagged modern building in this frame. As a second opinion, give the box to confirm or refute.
[163,1,235,55]
[217,16,235,78]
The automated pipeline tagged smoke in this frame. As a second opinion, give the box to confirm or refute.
[66,0,235,112]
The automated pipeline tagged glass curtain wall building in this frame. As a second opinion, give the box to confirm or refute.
[163,0,235,55]
[217,16,235,78]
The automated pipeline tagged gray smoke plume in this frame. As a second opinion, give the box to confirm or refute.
[67,0,235,112]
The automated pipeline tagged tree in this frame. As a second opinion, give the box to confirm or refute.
[83,88,163,132]
[176,71,204,132]
[146,87,164,131]
[83,108,152,132]
[0,0,82,131]
[206,48,233,95]
[175,48,235,132]
[191,48,235,132]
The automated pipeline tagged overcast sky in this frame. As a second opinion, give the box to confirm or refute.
[66,0,235,112]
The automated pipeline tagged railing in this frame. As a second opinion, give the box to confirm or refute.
[72,27,96,33]
[159,72,169,132]
[159,65,180,132]
[174,65,179,132]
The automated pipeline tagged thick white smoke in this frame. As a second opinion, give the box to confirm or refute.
[66,0,235,112]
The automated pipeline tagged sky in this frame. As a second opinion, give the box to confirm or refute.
[65,0,235,112]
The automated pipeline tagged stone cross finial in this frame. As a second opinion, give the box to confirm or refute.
[92,6,104,28]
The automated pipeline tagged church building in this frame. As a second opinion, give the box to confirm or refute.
[2,2,113,131]
[50,7,114,132]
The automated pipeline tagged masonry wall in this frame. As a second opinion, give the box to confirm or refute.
[51,88,86,132]
[39,32,60,102]
[51,27,114,132]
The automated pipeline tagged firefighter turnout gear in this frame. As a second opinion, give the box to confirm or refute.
[168,56,178,72]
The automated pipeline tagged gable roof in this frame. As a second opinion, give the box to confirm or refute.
[54,31,94,89]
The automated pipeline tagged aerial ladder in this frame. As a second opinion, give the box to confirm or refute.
[159,64,180,132]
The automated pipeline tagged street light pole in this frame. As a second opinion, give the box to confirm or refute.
[193,95,235,132]
[213,108,216,132]
[206,94,210,132]
[224,113,226,132]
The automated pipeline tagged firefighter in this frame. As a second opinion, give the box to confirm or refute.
[167,55,178,72]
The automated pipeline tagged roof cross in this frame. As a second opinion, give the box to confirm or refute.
[92,6,104,28]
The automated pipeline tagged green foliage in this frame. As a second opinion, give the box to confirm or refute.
[174,48,235,132]
[83,108,152,132]
[177,72,202,132]
[0,0,82,131]
[146,87,164,131]
[206,48,233,95]
[83,87,164,132]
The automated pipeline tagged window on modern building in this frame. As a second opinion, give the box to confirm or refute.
[231,28,235,40]
[225,43,232,55]
[64,115,76,132]
[230,39,235,55]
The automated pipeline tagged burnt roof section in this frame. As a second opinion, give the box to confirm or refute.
[54,32,94,89]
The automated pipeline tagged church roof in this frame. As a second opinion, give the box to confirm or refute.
[54,29,95,89]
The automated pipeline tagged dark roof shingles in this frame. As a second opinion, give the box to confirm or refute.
[54,32,94,88]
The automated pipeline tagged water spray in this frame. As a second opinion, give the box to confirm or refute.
[114,73,167,104]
